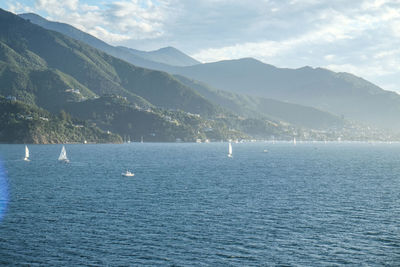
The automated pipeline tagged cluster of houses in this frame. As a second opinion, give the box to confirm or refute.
[16,113,49,121]
[65,88,81,94]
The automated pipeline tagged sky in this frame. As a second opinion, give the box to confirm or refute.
[2,0,400,92]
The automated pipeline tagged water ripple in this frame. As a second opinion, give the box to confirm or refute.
[0,143,400,265]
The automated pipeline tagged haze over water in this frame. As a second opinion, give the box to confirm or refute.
[0,143,399,265]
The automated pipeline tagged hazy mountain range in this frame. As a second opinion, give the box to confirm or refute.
[116,46,200,67]
[0,9,396,143]
[0,9,222,142]
[19,13,199,68]
[0,9,299,142]
[19,12,400,133]
[174,75,344,130]
[171,58,400,131]
[16,12,346,130]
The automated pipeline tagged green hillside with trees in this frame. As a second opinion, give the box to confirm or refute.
[0,96,121,143]
[0,9,219,117]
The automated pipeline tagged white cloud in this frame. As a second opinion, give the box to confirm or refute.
[361,0,391,10]
[192,9,362,63]
[192,41,280,63]
[4,0,400,91]
[373,49,400,59]
[87,26,132,43]
[6,0,168,43]
[80,4,99,12]
[100,0,168,40]
[326,63,389,78]
[7,2,34,13]
[189,0,400,91]
[35,0,79,15]
[324,55,335,61]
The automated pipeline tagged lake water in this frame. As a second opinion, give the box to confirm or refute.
[0,142,400,266]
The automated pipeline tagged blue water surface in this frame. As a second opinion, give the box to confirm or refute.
[0,142,399,266]
[0,159,8,222]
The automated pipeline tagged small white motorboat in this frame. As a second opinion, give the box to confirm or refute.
[122,170,135,177]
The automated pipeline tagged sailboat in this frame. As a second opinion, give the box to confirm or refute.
[293,137,297,145]
[58,145,70,163]
[141,136,143,143]
[24,145,30,161]
[228,142,233,157]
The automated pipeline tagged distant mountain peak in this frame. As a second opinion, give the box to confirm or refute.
[19,12,41,18]
[297,66,314,70]
[18,12,199,68]
[170,56,400,131]
[205,57,276,70]
[157,46,177,52]
[120,45,201,67]
[238,57,260,62]
[19,12,52,25]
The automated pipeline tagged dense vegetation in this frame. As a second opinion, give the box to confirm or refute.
[0,96,121,144]
[0,9,219,117]
[64,95,248,142]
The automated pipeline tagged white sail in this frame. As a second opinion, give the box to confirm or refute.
[228,142,233,157]
[58,145,69,162]
[293,137,297,145]
[24,145,30,161]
